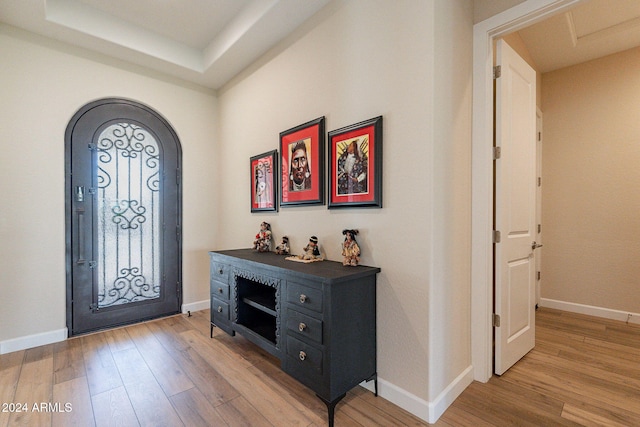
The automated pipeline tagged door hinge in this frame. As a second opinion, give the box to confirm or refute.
[176,225,181,242]
[493,230,501,243]
[538,131,542,141]
[538,177,542,187]
[493,313,501,327]
[176,168,181,186]
[538,224,542,234]
[493,146,501,160]
[493,65,502,79]
[537,271,541,281]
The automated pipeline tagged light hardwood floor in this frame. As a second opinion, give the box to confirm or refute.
[1,307,638,426]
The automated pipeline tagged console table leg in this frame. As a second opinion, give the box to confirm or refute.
[210,323,214,338]
[317,393,346,427]
[365,373,378,396]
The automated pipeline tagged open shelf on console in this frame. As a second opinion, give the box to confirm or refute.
[236,276,277,344]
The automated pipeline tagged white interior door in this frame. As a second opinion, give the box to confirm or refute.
[536,108,543,307]
[494,39,538,375]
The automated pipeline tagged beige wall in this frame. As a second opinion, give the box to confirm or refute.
[0,25,217,342]
[430,0,473,399]
[473,0,525,23]
[541,47,640,314]
[217,0,473,405]
[0,0,474,418]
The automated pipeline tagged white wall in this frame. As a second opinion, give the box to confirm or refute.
[473,0,526,23]
[0,24,217,346]
[0,0,474,421]
[541,47,640,315]
[217,0,473,417]
[430,0,473,406]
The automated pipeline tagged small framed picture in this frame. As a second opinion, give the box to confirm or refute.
[280,117,325,206]
[328,116,383,209]
[250,150,278,212]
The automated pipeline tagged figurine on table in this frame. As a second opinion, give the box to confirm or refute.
[300,236,322,260]
[275,236,290,255]
[252,221,272,252]
[341,229,361,266]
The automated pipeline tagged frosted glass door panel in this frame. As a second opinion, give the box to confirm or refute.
[96,123,161,308]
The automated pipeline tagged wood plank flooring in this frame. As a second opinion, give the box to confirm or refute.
[436,308,640,427]
[1,307,638,426]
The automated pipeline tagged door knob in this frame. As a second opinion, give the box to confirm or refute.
[531,241,543,250]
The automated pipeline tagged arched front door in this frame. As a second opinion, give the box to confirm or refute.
[65,98,182,335]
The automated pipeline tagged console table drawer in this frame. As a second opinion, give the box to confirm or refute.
[286,282,322,313]
[286,309,323,344]
[211,281,230,300]
[286,335,323,374]
[210,261,230,283]
[211,297,230,321]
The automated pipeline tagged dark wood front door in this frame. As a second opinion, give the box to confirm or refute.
[65,98,182,335]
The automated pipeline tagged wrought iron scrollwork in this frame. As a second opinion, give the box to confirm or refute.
[112,199,147,230]
[98,267,161,306]
[96,122,161,308]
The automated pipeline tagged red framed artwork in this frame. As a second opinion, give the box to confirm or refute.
[250,150,278,212]
[328,116,383,208]
[280,117,325,206]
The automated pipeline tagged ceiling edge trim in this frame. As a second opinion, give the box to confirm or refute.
[45,0,204,71]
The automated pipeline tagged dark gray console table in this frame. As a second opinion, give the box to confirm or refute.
[209,249,379,426]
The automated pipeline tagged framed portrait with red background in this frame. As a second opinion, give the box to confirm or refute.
[328,116,383,209]
[280,117,325,207]
[250,150,278,212]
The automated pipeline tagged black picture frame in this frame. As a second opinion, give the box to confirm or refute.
[328,116,383,209]
[279,117,325,207]
[250,150,278,212]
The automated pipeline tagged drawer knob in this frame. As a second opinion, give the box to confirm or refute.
[217,306,223,313]
[298,322,307,332]
[299,294,307,304]
[218,268,223,275]
[218,287,223,293]
[299,351,306,361]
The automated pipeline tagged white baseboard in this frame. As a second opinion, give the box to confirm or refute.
[0,328,68,355]
[428,365,474,422]
[0,300,209,354]
[0,300,209,355]
[540,298,640,325]
[359,365,473,424]
[181,299,209,314]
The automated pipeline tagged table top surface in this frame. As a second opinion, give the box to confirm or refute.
[210,248,380,282]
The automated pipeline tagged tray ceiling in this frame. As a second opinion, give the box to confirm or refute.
[0,0,330,90]
[2,0,639,88]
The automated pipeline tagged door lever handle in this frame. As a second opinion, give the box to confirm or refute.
[532,241,543,250]
[75,186,85,202]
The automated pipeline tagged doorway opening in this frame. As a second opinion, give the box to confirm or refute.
[472,0,585,382]
[65,98,182,336]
